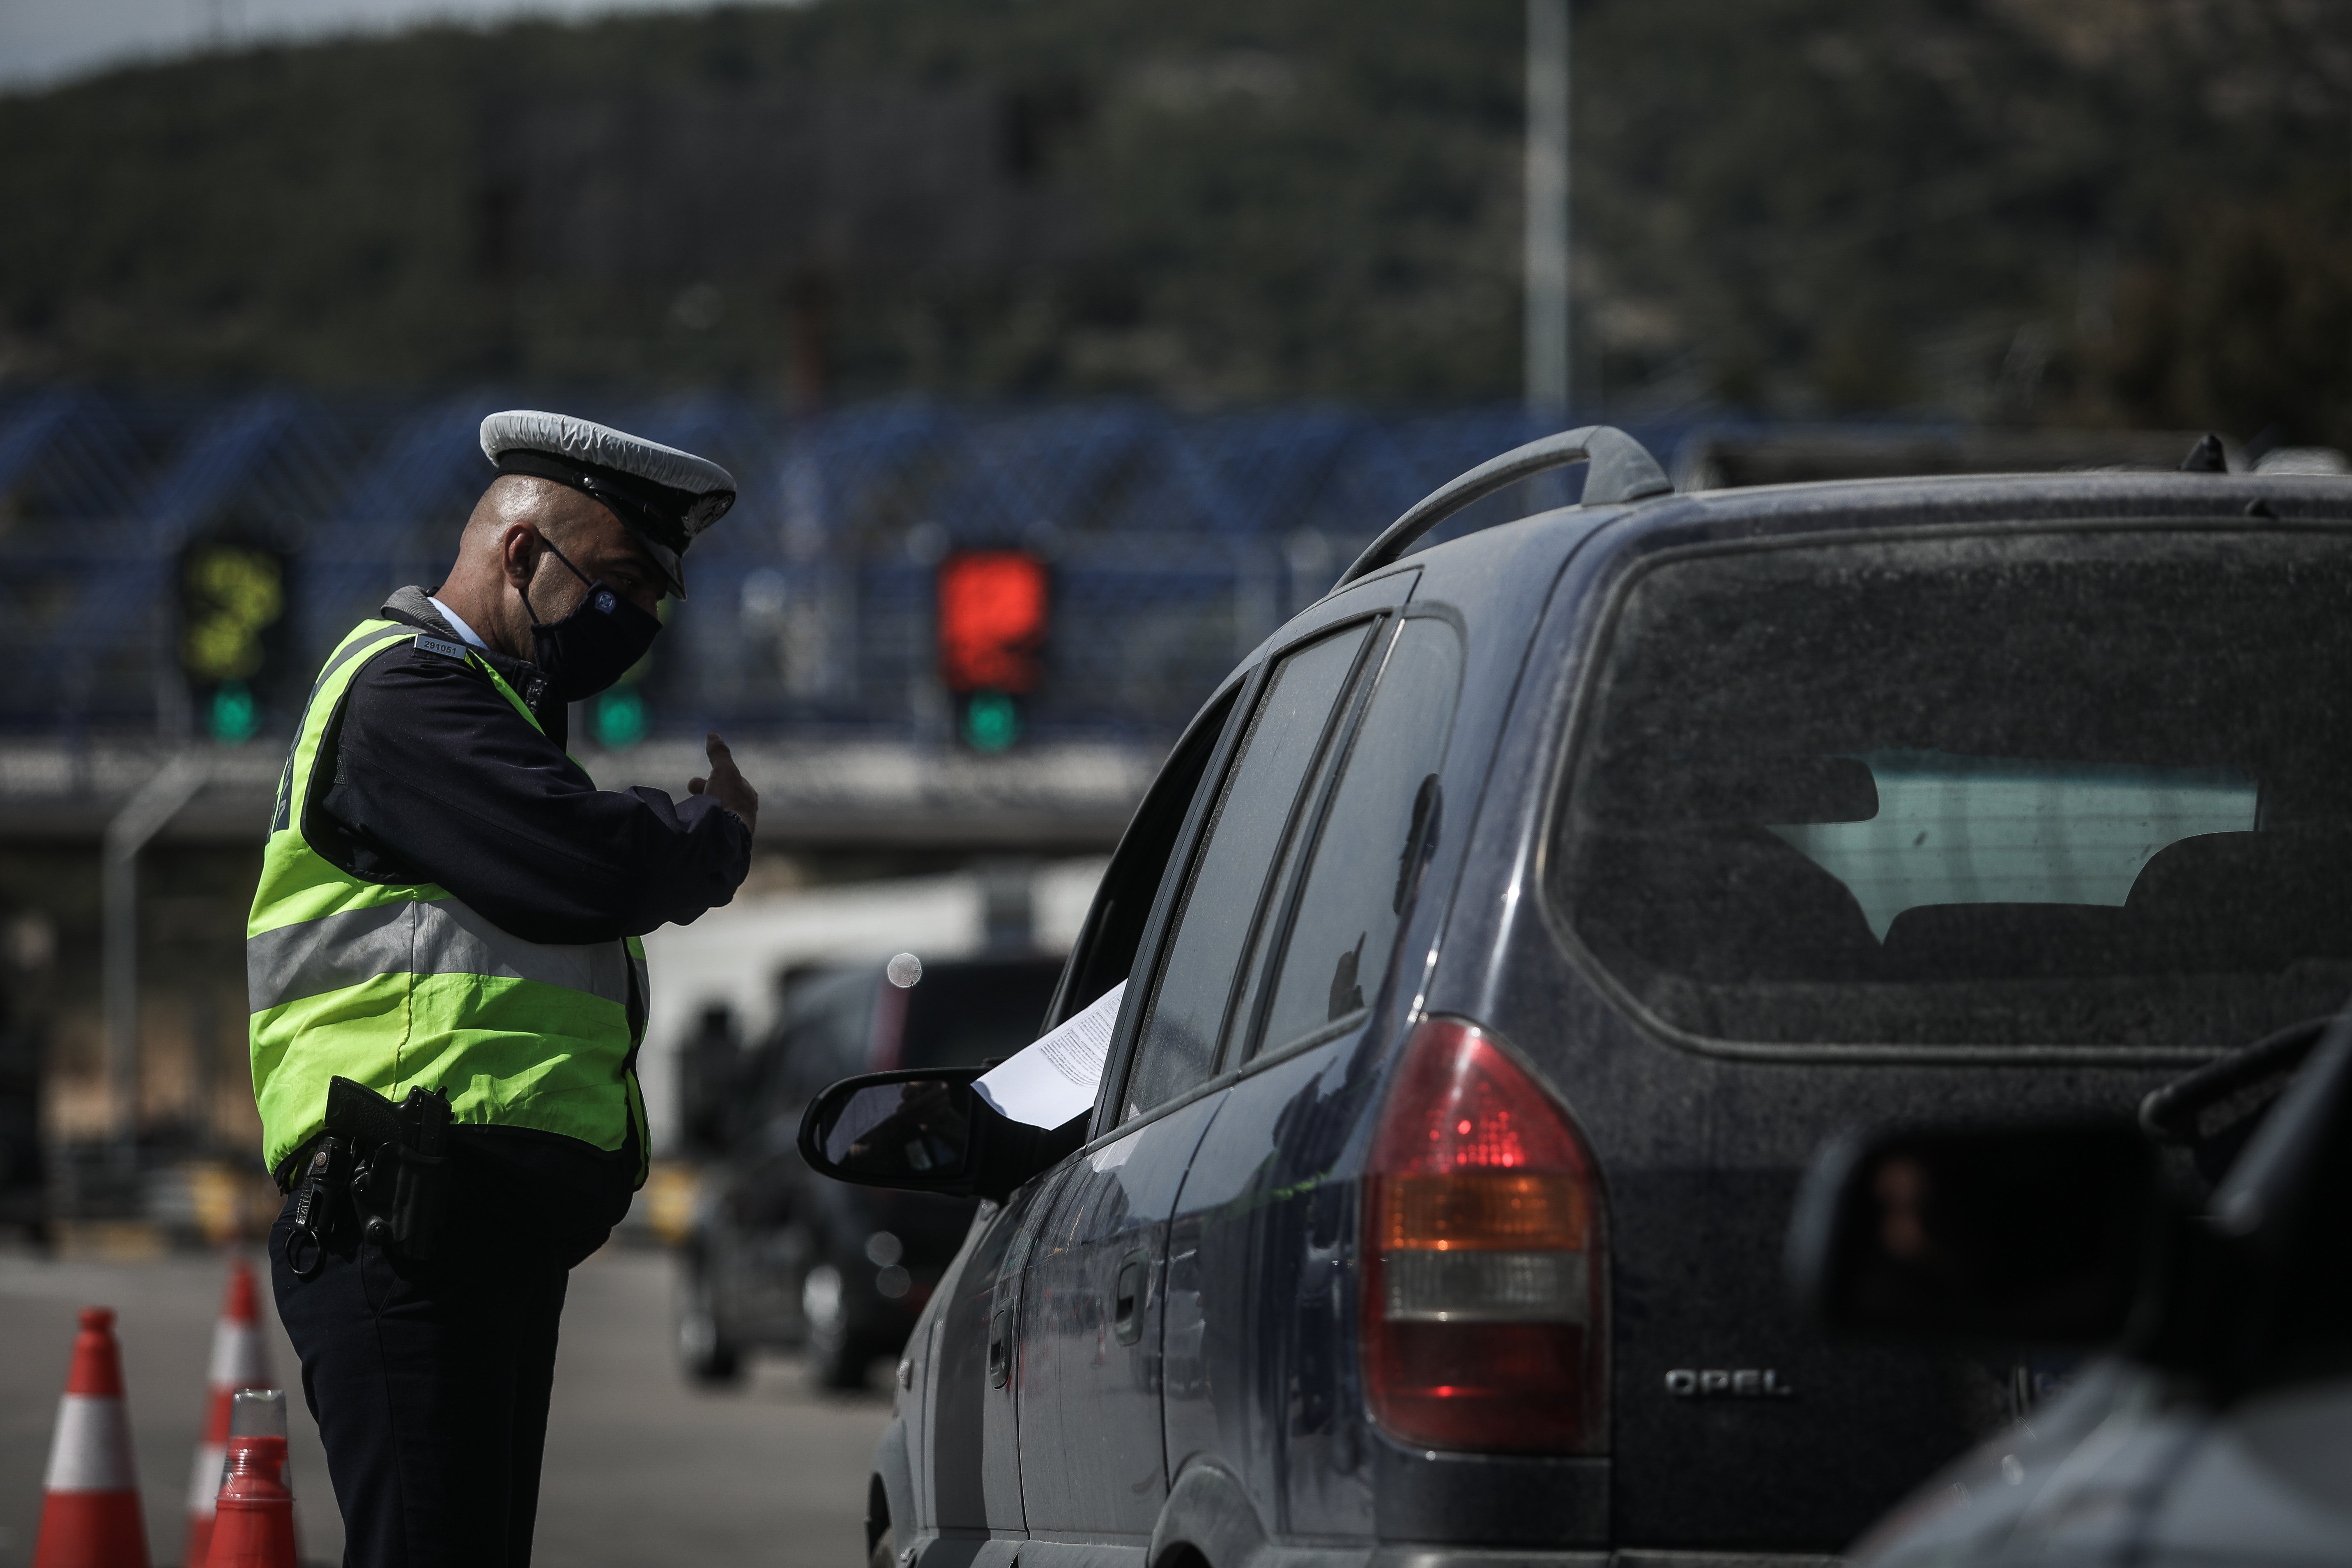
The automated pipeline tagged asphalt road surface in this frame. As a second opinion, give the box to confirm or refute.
[0,1243,890,1568]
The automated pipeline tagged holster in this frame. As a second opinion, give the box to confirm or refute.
[281,1076,454,1279]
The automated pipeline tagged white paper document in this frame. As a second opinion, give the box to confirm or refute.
[974,981,1125,1129]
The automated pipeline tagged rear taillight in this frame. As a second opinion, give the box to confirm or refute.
[1361,1018,1605,1454]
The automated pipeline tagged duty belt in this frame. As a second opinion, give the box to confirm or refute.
[281,1076,454,1279]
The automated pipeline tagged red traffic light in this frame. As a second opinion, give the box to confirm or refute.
[937,550,1049,695]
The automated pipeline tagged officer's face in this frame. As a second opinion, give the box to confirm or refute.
[529,492,666,617]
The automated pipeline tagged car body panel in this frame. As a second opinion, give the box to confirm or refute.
[924,1179,1057,1544]
[2151,1374,2352,1564]
[1021,1091,1229,1541]
[1167,1033,1370,1538]
[1857,1362,2352,1567]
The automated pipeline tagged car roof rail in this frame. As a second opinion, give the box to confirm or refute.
[1335,424,1673,589]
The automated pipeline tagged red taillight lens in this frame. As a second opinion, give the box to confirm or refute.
[1362,1018,1605,1454]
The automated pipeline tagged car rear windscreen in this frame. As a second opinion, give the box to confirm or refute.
[774,967,881,1102]
[896,962,1064,1071]
[1549,527,2352,1051]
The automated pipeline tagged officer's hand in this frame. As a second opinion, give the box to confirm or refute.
[688,732,759,837]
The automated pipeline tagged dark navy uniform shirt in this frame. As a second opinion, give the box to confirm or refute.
[299,585,751,1229]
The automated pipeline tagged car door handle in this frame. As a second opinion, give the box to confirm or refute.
[988,1306,1012,1388]
[1114,1249,1150,1347]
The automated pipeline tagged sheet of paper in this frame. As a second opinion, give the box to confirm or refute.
[974,981,1125,1130]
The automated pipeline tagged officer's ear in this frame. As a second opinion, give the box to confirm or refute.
[498,523,547,596]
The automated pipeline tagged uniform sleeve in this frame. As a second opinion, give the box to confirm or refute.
[313,644,751,944]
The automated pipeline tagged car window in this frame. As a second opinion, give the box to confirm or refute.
[1047,687,1239,1031]
[1125,622,1374,1118]
[1549,528,2352,1050]
[1250,616,1464,1057]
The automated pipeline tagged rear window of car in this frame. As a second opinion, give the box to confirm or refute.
[897,962,1063,1071]
[776,967,881,1100]
[1547,527,2352,1052]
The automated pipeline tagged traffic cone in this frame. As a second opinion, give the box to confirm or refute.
[182,1262,270,1568]
[34,1306,150,1568]
[203,1432,295,1568]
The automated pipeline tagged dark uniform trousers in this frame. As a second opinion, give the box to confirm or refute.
[271,1156,613,1568]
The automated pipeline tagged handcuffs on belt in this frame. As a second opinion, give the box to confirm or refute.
[282,1076,454,1280]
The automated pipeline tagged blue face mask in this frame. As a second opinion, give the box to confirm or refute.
[522,538,662,701]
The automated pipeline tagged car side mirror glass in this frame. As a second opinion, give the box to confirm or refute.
[1787,1121,2158,1346]
[798,1068,983,1194]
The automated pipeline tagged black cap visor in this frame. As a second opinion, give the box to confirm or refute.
[495,449,730,598]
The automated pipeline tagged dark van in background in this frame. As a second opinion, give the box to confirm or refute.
[678,953,1063,1387]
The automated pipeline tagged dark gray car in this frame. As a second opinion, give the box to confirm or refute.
[1793,1012,2352,1565]
[681,955,1064,1387]
[806,427,2352,1567]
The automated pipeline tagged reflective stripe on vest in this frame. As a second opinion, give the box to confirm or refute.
[247,898,639,1016]
[246,618,649,1183]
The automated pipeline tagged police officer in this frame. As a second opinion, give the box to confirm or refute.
[252,412,757,1567]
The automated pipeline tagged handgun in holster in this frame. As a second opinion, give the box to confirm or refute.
[283,1076,453,1279]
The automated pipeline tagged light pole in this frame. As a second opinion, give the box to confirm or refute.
[1524,0,1571,417]
[103,751,209,1173]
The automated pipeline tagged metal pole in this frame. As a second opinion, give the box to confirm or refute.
[1524,0,1571,416]
[102,751,208,1172]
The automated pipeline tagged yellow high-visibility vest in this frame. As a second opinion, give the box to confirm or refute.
[246,618,648,1182]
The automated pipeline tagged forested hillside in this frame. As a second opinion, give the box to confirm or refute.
[0,0,2345,440]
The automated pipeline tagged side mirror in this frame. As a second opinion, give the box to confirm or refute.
[798,1068,1093,1202]
[798,1069,984,1195]
[1787,1121,2159,1346]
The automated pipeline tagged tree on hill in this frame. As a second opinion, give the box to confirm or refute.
[0,0,2343,443]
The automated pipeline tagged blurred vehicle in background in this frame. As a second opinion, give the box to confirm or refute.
[677,954,1063,1388]
[1795,1011,2352,1566]
[0,963,43,1243]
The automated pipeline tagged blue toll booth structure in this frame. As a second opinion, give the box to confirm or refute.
[0,389,1684,752]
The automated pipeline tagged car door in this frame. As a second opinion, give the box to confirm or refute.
[918,1176,1054,1564]
[1016,615,1392,1543]
[912,680,1250,1564]
[1163,609,1471,1534]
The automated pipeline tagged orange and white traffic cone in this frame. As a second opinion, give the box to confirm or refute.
[203,1430,296,1568]
[182,1261,271,1568]
[34,1306,150,1568]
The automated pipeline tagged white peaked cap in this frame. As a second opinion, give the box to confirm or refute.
[479,410,737,597]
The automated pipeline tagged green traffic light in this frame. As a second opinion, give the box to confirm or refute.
[963,691,1020,753]
[594,688,647,749]
[208,681,262,744]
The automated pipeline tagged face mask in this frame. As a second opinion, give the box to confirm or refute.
[522,538,662,701]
